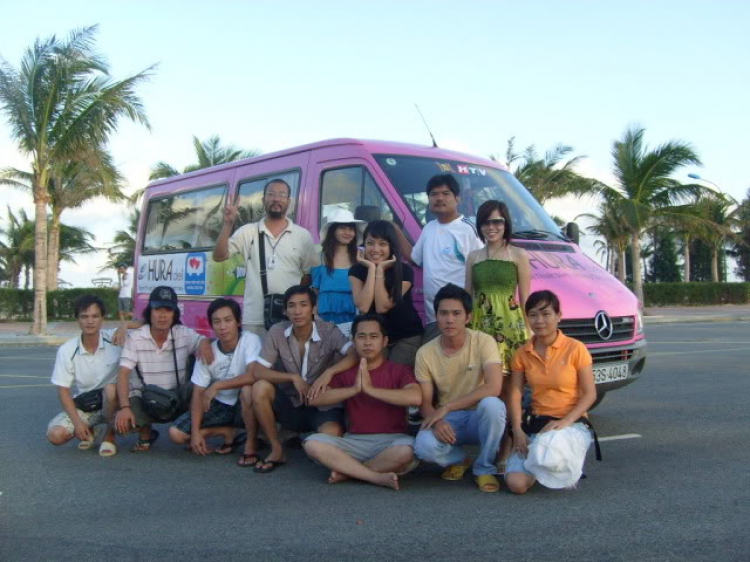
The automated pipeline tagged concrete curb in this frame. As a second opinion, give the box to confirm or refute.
[0,336,69,348]
[643,315,750,325]
[0,314,748,347]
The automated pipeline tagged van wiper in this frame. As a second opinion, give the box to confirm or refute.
[513,229,567,241]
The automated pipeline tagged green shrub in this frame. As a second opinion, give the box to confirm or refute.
[0,288,119,321]
[642,282,750,306]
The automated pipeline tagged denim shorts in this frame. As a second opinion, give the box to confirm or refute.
[171,400,239,434]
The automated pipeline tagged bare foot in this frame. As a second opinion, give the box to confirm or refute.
[372,472,399,490]
[328,471,350,484]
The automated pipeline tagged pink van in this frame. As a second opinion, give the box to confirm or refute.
[134,138,646,405]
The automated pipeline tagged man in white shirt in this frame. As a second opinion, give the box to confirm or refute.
[116,262,134,322]
[401,174,483,339]
[213,179,318,338]
[168,298,262,460]
[47,295,125,457]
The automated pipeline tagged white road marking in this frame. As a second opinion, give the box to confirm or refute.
[650,347,750,357]
[598,433,642,442]
[0,383,54,389]
[649,341,750,344]
[0,375,49,379]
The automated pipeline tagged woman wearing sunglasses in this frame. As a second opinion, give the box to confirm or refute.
[465,200,531,469]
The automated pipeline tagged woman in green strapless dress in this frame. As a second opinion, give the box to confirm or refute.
[466,200,532,472]
[465,201,531,374]
[470,258,528,371]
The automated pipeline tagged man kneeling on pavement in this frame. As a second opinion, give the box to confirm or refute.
[168,298,262,457]
[304,313,422,490]
[414,283,507,493]
[249,285,357,473]
[47,295,131,457]
[114,286,213,452]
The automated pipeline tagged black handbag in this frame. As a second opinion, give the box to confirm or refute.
[69,338,109,413]
[258,227,286,330]
[134,329,192,423]
[73,389,103,413]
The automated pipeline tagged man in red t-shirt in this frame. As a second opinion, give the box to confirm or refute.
[305,314,422,490]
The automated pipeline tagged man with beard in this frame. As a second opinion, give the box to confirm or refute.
[213,179,317,337]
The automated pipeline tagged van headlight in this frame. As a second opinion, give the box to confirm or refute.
[636,309,644,335]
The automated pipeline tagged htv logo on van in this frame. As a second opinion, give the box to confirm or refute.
[184,253,206,295]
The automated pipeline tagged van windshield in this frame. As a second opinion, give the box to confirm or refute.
[373,154,565,241]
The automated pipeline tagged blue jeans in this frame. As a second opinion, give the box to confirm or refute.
[414,396,506,476]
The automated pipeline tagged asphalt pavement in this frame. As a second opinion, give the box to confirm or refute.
[0,321,749,561]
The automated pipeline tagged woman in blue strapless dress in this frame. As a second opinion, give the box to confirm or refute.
[311,209,366,337]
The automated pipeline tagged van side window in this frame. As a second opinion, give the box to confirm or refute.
[143,184,226,253]
[235,171,300,231]
[320,166,393,228]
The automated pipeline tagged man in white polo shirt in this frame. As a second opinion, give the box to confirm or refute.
[213,178,318,338]
[114,286,212,452]
[168,298,262,462]
[401,173,483,340]
[47,295,125,457]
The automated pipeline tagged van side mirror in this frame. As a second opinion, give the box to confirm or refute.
[565,222,580,245]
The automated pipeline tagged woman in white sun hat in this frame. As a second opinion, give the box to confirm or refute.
[505,289,599,493]
[311,208,366,336]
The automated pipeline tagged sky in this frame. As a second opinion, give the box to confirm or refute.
[1,1,749,286]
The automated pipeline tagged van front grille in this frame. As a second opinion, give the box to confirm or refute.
[590,348,634,365]
[559,316,634,343]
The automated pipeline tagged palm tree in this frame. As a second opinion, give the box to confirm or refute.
[577,196,630,283]
[1,151,126,289]
[492,137,605,204]
[149,135,260,180]
[693,193,741,282]
[0,25,153,334]
[102,208,140,271]
[0,207,35,288]
[606,126,708,304]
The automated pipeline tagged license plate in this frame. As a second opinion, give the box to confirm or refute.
[594,363,629,384]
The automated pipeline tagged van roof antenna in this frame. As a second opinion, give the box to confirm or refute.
[415,104,439,148]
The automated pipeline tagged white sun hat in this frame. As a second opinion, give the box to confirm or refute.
[319,208,367,244]
[524,424,592,489]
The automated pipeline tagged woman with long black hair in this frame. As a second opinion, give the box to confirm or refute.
[349,220,423,365]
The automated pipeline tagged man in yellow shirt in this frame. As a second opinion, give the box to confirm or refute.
[413,284,505,493]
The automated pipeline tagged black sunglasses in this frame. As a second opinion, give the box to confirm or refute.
[482,218,506,227]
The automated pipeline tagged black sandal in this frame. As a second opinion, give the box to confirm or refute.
[237,452,262,467]
[130,429,159,453]
[253,458,287,474]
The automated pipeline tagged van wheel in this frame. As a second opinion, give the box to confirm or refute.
[590,391,606,410]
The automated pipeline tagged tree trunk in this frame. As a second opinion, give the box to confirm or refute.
[32,180,48,336]
[631,233,643,305]
[47,210,62,290]
[683,234,690,283]
[618,247,627,284]
[711,246,719,282]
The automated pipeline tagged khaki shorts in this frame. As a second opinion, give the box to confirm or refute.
[47,409,106,436]
[305,432,414,462]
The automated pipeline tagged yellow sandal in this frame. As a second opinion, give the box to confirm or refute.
[475,474,500,493]
[441,458,472,481]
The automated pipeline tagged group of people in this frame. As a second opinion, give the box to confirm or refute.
[47,174,597,494]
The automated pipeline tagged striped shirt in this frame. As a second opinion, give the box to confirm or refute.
[120,324,203,396]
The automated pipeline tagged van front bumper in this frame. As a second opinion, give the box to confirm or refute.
[591,337,647,394]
